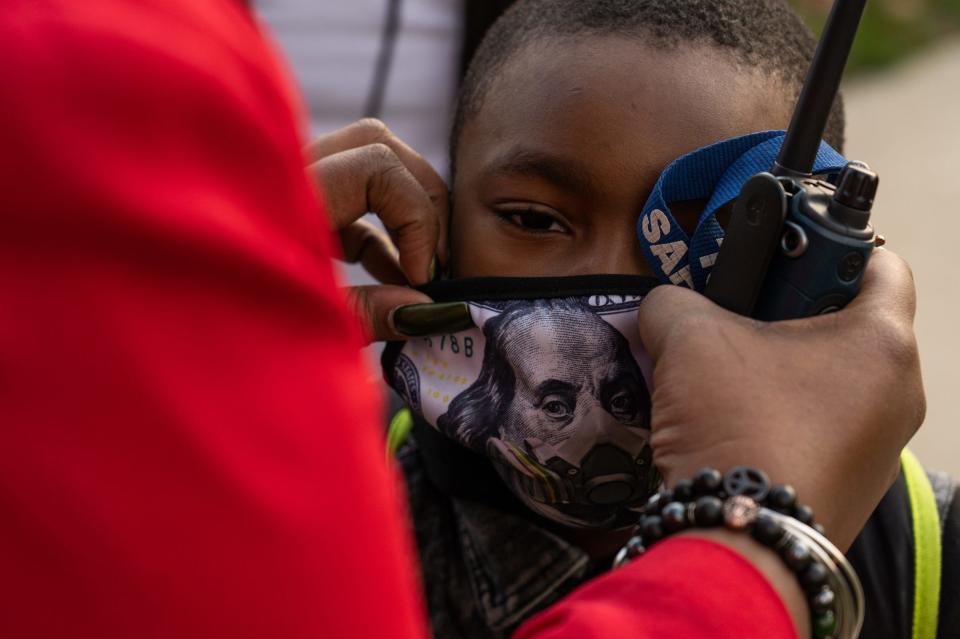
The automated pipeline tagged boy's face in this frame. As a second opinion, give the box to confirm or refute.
[451,37,795,278]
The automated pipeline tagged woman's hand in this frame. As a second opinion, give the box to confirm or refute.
[637,248,925,551]
[306,118,449,341]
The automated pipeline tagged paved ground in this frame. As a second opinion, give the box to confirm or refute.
[842,39,960,476]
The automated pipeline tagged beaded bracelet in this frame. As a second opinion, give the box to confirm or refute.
[613,467,865,639]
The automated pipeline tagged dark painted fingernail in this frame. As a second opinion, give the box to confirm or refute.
[390,302,474,337]
[427,256,440,282]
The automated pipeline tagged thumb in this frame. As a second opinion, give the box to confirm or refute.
[637,285,738,362]
[842,248,916,326]
[344,285,433,343]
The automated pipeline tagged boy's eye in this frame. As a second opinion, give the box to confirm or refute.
[495,208,567,233]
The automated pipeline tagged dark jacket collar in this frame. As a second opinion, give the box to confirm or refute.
[451,495,591,631]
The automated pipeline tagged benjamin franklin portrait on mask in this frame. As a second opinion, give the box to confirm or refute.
[437,298,656,528]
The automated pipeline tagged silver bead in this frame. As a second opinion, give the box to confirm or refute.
[723,495,759,530]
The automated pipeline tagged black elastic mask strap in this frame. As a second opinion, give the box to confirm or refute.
[417,274,661,302]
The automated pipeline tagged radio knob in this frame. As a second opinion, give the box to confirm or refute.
[828,163,878,229]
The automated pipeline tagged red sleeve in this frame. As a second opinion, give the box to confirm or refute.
[0,2,426,638]
[515,537,798,639]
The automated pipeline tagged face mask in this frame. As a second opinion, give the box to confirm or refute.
[382,275,662,529]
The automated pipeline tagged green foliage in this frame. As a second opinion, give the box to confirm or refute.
[790,0,960,73]
[936,0,960,21]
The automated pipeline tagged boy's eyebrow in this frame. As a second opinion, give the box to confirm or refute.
[484,148,598,195]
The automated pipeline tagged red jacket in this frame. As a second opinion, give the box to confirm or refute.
[0,1,795,637]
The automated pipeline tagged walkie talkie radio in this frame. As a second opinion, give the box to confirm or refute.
[704,0,879,320]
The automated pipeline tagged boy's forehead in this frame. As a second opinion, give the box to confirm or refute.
[457,36,791,186]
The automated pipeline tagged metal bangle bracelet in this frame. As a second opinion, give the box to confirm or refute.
[762,508,866,639]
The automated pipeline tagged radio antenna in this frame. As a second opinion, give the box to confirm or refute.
[774,0,868,176]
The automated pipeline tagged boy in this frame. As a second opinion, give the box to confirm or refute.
[387,1,959,637]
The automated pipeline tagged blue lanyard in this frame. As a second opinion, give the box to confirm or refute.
[636,130,846,290]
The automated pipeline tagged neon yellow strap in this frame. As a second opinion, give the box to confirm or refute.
[386,408,414,459]
[901,448,942,639]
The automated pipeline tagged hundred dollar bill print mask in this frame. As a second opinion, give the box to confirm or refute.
[382,275,663,529]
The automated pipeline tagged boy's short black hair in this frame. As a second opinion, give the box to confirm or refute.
[452,0,845,166]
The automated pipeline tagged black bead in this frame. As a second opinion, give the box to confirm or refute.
[811,587,836,612]
[693,496,724,527]
[693,468,723,496]
[794,504,815,526]
[672,479,694,503]
[625,536,645,558]
[767,485,797,511]
[659,489,674,506]
[751,515,785,546]
[644,493,664,515]
[800,562,829,593]
[661,502,688,533]
[781,540,813,572]
[640,515,665,544]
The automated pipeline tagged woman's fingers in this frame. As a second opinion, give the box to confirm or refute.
[306,118,449,265]
[308,120,448,338]
[339,218,407,286]
[636,247,924,550]
[345,285,433,343]
[313,142,438,285]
